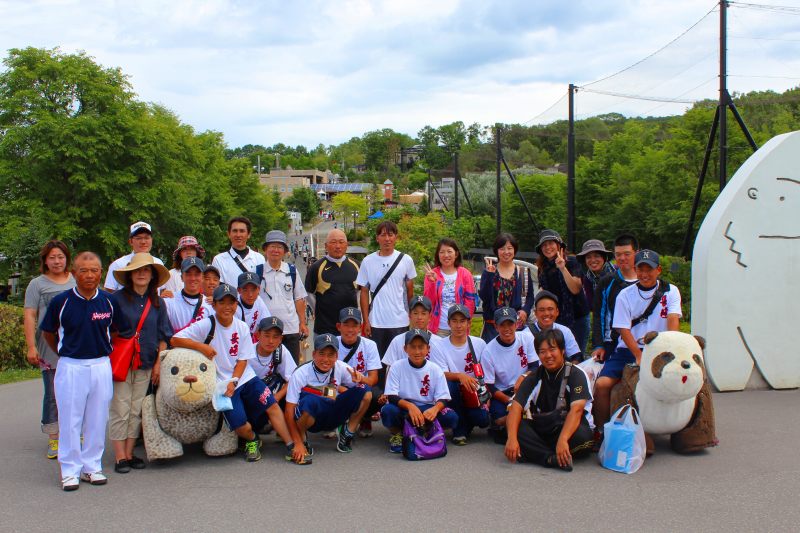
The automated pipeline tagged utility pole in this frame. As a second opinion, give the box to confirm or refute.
[567,83,576,251]
[495,124,502,235]
[453,152,460,219]
[719,0,728,190]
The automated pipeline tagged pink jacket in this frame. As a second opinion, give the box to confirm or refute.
[423,266,477,333]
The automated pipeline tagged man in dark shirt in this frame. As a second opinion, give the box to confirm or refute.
[41,252,130,491]
[305,229,360,336]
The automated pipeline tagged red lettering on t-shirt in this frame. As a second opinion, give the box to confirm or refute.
[420,374,431,396]
[518,345,528,368]
[229,332,240,357]
[464,352,474,374]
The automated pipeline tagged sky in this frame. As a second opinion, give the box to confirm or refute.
[2,0,800,148]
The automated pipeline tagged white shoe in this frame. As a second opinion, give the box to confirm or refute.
[322,431,336,439]
[61,476,79,491]
[80,471,108,485]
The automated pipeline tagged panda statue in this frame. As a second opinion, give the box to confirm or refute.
[610,330,718,454]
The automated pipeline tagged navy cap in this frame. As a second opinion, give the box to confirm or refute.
[338,307,363,324]
[181,257,205,273]
[493,306,518,325]
[635,249,660,268]
[447,304,471,320]
[213,283,238,301]
[408,295,432,311]
[404,328,431,345]
[203,264,221,277]
[257,316,284,333]
[534,290,560,307]
[237,271,262,289]
[314,333,339,351]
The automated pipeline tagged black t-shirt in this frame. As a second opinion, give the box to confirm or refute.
[305,256,360,335]
[513,363,591,414]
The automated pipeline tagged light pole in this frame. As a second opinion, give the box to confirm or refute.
[352,211,359,232]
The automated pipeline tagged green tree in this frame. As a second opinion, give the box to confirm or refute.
[284,187,321,223]
[331,192,368,231]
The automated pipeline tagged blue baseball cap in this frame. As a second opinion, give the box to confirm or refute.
[404,328,431,345]
[447,304,471,320]
[493,306,518,325]
[257,316,284,333]
[314,333,339,351]
[181,257,205,273]
[338,307,363,324]
[237,271,262,289]
[213,283,238,302]
[635,249,660,268]
[409,295,432,311]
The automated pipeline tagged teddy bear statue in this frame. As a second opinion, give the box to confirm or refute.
[142,348,238,460]
[610,330,718,454]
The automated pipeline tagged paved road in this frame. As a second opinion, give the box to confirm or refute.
[2,377,798,532]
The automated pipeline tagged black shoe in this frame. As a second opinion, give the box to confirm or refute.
[546,455,573,472]
[114,460,131,474]
[489,426,507,445]
[128,455,146,469]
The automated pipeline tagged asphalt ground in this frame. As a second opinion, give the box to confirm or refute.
[2,377,798,533]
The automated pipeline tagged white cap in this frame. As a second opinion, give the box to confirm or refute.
[129,221,152,237]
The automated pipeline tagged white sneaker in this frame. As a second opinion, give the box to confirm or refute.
[61,476,79,491]
[80,471,108,485]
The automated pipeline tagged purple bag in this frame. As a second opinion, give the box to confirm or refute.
[402,418,447,461]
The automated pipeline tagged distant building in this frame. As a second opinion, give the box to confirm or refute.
[383,179,394,201]
[399,191,426,207]
[311,182,372,201]
[259,168,330,199]
[426,177,454,211]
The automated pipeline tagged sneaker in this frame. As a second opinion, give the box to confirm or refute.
[128,455,146,470]
[336,425,354,453]
[80,471,108,485]
[489,425,507,445]
[322,430,337,439]
[47,439,58,460]
[285,442,312,465]
[114,460,131,474]
[304,441,314,456]
[388,433,403,454]
[592,430,603,453]
[358,420,373,438]
[244,439,262,462]
[61,476,79,491]
[453,436,468,446]
[546,455,573,472]
[371,412,381,422]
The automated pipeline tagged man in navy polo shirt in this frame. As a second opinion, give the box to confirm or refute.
[41,252,130,491]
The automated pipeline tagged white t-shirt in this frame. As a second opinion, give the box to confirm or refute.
[104,252,165,291]
[527,320,582,358]
[437,271,458,331]
[285,360,357,405]
[173,316,256,389]
[211,247,266,288]
[164,292,214,333]
[336,336,382,375]
[430,335,487,376]
[161,268,183,296]
[384,358,451,406]
[260,261,307,335]
[382,330,440,366]
[237,296,271,345]
[248,343,298,381]
[356,250,417,328]
[613,283,682,349]
[483,328,536,391]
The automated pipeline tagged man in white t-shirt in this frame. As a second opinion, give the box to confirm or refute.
[430,304,490,446]
[172,283,293,463]
[259,230,308,365]
[284,334,372,464]
[483,307,536,438]
[381,329,457,453]
[164,257,214,334]
[237,271,271,345]
[527,291,583,362]
[336,307,382,437]
[381,296,440,367]
[211,216,266,288]
[357,221,416,358]
[248,317,297,405]
[104,221,164,291]
[593,249,682,432]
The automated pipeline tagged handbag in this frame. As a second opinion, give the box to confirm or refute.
[460,337,491,409]
[261,345,286,394]
[402,417,447,461]
[110,299,151,382]
[598,404,646,474]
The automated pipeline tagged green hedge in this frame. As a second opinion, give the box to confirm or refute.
[0,304,26,370]
[659,256,691,320]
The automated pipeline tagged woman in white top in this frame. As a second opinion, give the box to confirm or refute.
[23,240,76,459]
[161,236,205,298]
[423,238,476,337]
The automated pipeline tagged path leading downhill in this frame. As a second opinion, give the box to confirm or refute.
[1,376,798,533]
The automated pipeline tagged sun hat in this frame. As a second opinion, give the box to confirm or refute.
[113,252,170,287]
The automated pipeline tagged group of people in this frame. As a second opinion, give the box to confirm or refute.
[24,216,682,490]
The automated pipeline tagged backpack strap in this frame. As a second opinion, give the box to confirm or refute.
[343,338,360,365]
[630,280,670,327]
[203,316,217,345]
[369,252,405,312]
[554,363,572,413]
[230,250,249,274]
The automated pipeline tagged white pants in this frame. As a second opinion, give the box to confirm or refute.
[55,356,113,479]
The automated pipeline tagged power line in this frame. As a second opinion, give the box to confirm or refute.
[729,1,800,14]
[730,74,800,79]
[581,4,718,88]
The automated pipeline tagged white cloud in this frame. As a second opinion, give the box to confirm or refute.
[1,0,799,147]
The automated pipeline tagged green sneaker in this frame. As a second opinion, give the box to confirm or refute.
[244,439,262,462]
[336,425,354,453]
[389,433,403,453]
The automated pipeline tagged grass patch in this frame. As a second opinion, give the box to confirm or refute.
[0,368,40,385]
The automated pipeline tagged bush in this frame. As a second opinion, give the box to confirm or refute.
[346,228,367,242]
[659,256,691,320]
[0,304,27,370]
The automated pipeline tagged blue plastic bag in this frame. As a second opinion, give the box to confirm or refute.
[212,380,234,412]
[598,404,646,474]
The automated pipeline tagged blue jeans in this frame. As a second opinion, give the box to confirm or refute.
[381,402,458,431]
[569,314,591,355]
[446,382,490,437]
[41,368,58,434]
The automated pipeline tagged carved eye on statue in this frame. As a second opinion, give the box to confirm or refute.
[171,366,179,375]
[199,363,208,372]
[746,188,758,199]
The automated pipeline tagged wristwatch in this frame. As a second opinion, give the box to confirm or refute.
[231,377,240,384]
